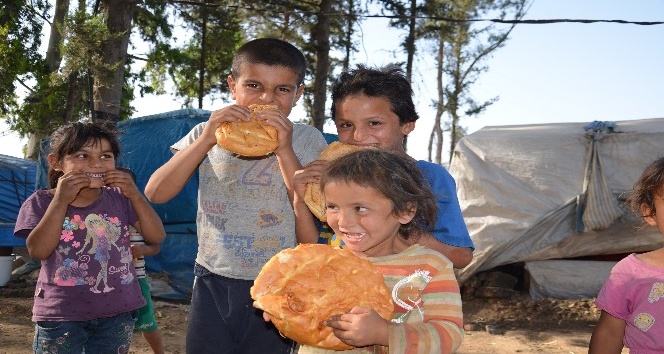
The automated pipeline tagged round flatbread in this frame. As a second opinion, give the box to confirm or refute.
[251,244,393,350]
[215,104,279,156]
[304,142,365,221]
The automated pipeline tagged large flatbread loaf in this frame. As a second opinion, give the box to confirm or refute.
[215,104,279,156]
[304,142,364,221]
[251,244,393,350]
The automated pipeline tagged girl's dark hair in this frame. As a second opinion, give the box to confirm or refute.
[48,121,120,188]
[320,149,437,239]
[330,64,419,125]
[231,38,307,85]
[627,156,664,218]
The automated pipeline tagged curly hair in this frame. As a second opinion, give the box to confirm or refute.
[626,157,664,218]
[320,149,437,239]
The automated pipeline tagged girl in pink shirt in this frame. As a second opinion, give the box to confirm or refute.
[589,157,664,353]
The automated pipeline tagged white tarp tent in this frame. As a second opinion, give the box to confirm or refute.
[450,118,664,286]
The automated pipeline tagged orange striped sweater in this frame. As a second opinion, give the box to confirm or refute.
[298,244,464,354]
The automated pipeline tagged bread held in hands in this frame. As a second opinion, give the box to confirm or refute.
[251,244,393,350]
[215,104,279,156]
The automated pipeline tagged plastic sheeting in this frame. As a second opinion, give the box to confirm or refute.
[525,260,616,299]
[450,118,664,285]
[0,154,37,247]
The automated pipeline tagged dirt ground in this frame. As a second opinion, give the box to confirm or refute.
[0,280,627,354]
[0,254,628,354]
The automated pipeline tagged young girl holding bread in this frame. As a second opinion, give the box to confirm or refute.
[14,122,165,353]
[297,148,464,354]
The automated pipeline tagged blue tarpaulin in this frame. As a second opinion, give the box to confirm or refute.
[0,154,37,247]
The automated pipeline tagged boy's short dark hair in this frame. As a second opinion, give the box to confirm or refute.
[231,38,307,85]
[330,64,419,125]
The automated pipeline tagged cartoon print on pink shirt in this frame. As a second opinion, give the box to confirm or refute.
[76,214,123,293]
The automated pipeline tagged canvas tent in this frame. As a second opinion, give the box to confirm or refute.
[450,118,664,297]
[0,154,37,248]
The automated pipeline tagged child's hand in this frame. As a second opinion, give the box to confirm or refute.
[54,170,92,203]
[293,160,328,202]
[204,105,252,144]
[130,244,144,259]
[103,169,141,200]
[324,306,389,347]
[258,109,293,156]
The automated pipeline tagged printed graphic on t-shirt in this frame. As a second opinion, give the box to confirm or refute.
[647,282,664,303]
[53,213,133,293]
[242,159,274,186]
[391,269,432,324]
[634,313,655,332]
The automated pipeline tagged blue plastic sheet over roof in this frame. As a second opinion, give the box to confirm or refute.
[0,154,37,247]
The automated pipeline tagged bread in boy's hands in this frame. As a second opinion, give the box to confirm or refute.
[251,244,393,350]
[304,142,365,221]
[215,104,279,156]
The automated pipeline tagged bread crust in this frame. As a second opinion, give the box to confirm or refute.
[251,244,393,350]
[304,142,364,221]
[215,104,279,156]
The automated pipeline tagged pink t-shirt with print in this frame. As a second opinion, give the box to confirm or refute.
[596,253,664,353]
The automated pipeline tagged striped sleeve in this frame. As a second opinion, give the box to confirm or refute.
[377,247,464,354]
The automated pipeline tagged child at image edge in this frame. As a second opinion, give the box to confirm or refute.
[589,156,664,354]
[144,38,327,353]
[293,149,463,354]
[14,122,166,353]
[293,64,474,269]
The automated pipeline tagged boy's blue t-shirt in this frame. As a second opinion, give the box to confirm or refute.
[316,159,474,250]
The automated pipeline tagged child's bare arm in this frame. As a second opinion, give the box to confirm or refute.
[105,170,166,245]
[131,242,161,258]
[261,109,300,203]
[145,105,252,204]
[412,233,473,268]
[588,311,626,354]
[294,161,328,244]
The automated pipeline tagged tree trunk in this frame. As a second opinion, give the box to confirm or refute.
[310,0,332,131]
[46,0,69,72]
[343,0,354,71]
[92,0,138,124]
[432,30,445,165]
[26,0,70,160]
[404,0,417,81]
[198,7,208,109]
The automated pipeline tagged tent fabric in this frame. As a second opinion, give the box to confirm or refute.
[450,118,664,284]
[525,259,616,299]
[577,121,623,232]
[0,154,37,247]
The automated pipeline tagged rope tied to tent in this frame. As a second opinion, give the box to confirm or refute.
[576,121,623,232]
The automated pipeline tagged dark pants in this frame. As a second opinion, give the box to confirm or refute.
[186,263,295,354]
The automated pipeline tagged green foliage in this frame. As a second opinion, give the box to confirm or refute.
[60,10,124,84]
[138,2,244,106]
[0,0,50,121]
